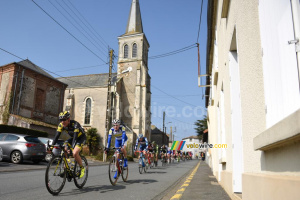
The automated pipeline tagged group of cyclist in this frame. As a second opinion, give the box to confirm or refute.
[159,144,193,163]
[49,111,193,181]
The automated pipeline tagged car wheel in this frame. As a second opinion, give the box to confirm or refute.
[45,154,52,162]
[11,151,23,164]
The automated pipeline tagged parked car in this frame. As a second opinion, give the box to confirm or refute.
[38,137,65,162]
[0,147,3,162]
[0,133,46,164]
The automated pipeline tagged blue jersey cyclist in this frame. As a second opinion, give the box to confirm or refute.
[134,133,148,161]
[105,119,128,178]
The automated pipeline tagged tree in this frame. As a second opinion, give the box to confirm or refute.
[194,115,208,140]
[86,128,102,155]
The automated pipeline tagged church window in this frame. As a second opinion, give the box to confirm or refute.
[132,43,137,58]
[84,98,91,124]
[124,44,129,58]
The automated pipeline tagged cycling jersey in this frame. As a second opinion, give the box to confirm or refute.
[160,146,168,153]
[107,125,128,148]
[135,137,148,151]
[52,120,86,149]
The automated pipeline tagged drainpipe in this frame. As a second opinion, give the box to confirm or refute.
[11,66,20,114]
[17,69,25,115]
[290,0,300,89]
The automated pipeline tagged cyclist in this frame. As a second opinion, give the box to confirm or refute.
[160,144,168,163]
[151,141,159,166]
[52,111,86,178]
[134,133,148,162]
[105,119,128,179]
[147,141,154,165]
[167,146,172,163]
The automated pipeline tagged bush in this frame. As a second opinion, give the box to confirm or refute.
[0,124,48,137]
[86,128,102,155]
[127,155,134,161]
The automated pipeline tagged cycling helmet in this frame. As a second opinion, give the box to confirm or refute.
[138,133,143,139]
[152,141,156,144]
[59,111,70,121]
[112,119,121,125]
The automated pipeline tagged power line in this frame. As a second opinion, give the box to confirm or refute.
[62,0,109,52]
[54,63,107,73]
[0,47,109,95]
[48,0,108,57]
[31,0,107,63]
[149,44,197,59]
[66,0,109,47]
[151,84,200,108]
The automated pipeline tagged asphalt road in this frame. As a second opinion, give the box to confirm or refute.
[0,160,199,200]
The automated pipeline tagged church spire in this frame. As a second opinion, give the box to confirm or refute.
[125,0,143,34]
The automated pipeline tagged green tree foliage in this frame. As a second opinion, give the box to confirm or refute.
[194,115,208,140]
[86,128,102,155]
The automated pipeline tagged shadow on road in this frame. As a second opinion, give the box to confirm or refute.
[145,171,167,174]
[124,179,157,185]
[59,184,126,196]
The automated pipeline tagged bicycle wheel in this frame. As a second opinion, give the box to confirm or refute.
[139,158,143,174]
[74,156,88,189]
[45,156,66,195]
[121,159,128,182]
[144,159,148,173]
[109,156,118,185]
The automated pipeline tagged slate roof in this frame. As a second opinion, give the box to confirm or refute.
[182,135,199,140]
[151,125,165,134]
[57,73,117,88]
[17,59,55,79]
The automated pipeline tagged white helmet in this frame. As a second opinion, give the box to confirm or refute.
[112,119,121,125]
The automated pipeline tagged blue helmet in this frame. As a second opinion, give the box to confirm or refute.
[138,133,143,139]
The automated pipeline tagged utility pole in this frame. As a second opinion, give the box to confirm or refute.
[104,49,114,162]
[170,126,173,143]
[163,111,165,134]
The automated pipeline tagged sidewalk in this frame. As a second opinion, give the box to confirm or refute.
[169,160,231,200]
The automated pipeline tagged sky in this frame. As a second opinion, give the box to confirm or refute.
[0,0,208,141]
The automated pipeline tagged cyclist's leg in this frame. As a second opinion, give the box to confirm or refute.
[122,140,128,167]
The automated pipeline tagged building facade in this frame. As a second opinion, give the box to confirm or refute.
[0,59,67,136]
[57,74,117,146]
[206,0,300,199]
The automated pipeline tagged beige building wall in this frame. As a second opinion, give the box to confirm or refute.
[206,0,300,199]
[61,87,108,146]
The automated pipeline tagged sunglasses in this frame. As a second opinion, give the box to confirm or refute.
[60,118,67,122]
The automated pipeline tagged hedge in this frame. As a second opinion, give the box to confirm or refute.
[0,124,48,137]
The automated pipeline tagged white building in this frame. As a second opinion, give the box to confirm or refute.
[181,136,200,159]
[205,0,300,199]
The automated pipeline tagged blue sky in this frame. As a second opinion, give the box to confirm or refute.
[0,0,208,140]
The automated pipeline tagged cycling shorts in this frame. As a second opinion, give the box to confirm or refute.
[65,135,86,150]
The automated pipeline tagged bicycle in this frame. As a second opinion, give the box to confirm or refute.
[107,147,128,186]
[160,152,167,166]
[45,142,88,195]
[136,150,148,173]
[147,151,154,168]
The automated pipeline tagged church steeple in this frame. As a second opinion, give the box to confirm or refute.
[125,0,143,34]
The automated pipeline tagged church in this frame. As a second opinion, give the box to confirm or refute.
[58,0,151,154]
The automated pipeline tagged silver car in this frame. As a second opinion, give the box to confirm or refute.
[0,147,3,162]
[0,133,46,164]
[38,137,64,162]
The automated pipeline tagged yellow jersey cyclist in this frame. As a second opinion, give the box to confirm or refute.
[52,111,86,178]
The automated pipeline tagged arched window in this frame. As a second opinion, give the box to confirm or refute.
[84,98,91,124]
[124,44,129,58]
[132,43,137,58]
